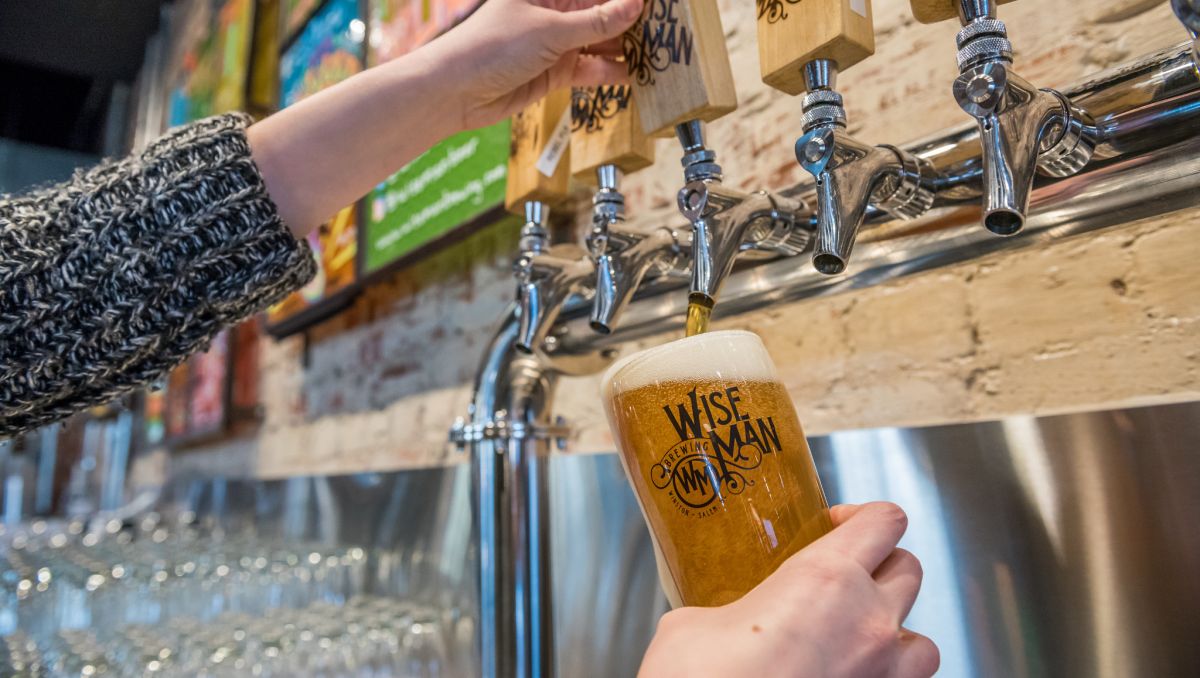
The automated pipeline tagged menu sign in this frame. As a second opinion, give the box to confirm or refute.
[363,121,509,273]
[359,0,502,275]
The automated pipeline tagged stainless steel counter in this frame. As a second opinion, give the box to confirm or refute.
[549,400,1200,678]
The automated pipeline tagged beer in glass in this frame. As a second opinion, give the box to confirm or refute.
[602,330,832,607]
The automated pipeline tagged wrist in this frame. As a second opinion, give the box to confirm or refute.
[388,38,474,138]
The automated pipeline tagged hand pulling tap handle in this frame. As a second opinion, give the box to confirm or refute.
[915,0,1098,235]
[761,0,933,274]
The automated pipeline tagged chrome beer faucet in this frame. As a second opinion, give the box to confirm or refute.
[513,202,595,354]
[587,165,689,335]
[674,121,811,306]
[950,0,1099,235]
[795,60,936,275]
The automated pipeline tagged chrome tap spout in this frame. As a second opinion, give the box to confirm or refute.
[952,10,1099,235]
[513,203,594,354]
[674,122,811,305]
[796,59,935,275]
[587,165,688,335]
[1171,0,1200,66]
[590,227,685,335]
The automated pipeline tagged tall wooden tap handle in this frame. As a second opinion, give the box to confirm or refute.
[504,89,573,214]
[569,86,656,182]
[622,0,737,136]
[909,0,1015,24]
[758,0,875,95]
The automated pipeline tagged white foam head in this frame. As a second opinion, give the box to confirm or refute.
[602,330,778,399]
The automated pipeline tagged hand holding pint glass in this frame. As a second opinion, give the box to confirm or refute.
[603,330,833,606]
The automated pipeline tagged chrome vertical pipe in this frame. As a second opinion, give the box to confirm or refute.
[466,307,559,677]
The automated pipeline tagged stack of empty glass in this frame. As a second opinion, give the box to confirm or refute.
[0,596,459,677]
[0,514,465,676]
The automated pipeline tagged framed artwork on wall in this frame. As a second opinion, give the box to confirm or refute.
[359,0,506,281]
[267,0,366,337]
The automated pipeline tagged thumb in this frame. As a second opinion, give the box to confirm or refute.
[552,0,644,52]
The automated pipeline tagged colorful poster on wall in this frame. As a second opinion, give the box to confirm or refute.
[230,320,262,416]
[282,0,323,44]
[167,0,256,126]
[266,203,359,326]
[269,0,364,332]
[144,388,166,446]
[368,0,481,67]
[361,0,501,275]
[213,0,255,114]
[280,0,363,108]
[248,0,281,114]
[164,364,191,440]
[363,121,509,273]
[168,39,216,126]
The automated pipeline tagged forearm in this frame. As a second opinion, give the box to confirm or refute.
[0,114,315,436]
[247,46,466,238]
[247,0,642,238]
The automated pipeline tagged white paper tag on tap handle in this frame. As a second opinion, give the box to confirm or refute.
[536,107,572,177]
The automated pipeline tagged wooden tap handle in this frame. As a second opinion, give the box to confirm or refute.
[758,0,875,95]
[622,0,737,136]
[504,89,573,214]
[909,0,1015,24]
[569,86,657,182]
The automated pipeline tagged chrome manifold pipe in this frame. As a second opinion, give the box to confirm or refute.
[546,42,1200,353]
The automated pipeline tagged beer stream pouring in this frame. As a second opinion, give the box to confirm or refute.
[624,0,810,336]
[760,0,935,275]
[569,86,689,336]
[913,0,1098,236]
[506,91,595,354]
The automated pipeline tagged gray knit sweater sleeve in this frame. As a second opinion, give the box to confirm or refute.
[0,113,317,435]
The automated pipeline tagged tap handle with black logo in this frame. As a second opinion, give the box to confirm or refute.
[909,0,1015,24]
[504,89,573,214]
[622,0,737,136]
[758,0,875,95]
[569,86,657,183]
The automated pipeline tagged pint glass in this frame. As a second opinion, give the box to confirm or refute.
[602,330,832,607]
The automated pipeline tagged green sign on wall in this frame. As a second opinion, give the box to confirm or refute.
[363,120,510,273]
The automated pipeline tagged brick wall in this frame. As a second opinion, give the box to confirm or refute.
[171,0,1199,479]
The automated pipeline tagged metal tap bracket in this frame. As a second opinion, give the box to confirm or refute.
[449,415,571,449]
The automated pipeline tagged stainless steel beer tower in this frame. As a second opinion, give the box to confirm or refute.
[457,38,1200,678]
